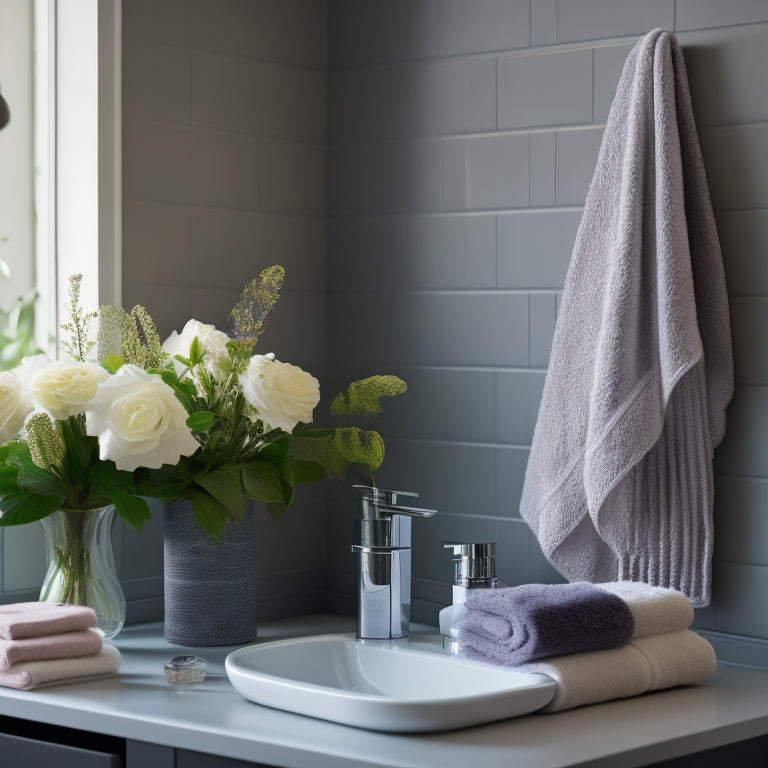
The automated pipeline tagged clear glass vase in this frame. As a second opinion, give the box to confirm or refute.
[39,505,126,640]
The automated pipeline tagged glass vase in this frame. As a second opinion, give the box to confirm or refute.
[39,505,126,640]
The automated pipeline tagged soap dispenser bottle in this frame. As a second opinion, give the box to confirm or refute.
[440,542,501,653]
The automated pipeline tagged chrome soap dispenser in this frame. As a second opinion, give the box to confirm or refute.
[351,485,436,640]
[440,542,501,652]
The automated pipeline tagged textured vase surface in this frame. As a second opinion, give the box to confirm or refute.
[163,500,257,646]
[39,505,126,639]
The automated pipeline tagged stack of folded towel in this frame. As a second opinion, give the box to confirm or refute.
[0,603,121,690]
[454,581,715,712]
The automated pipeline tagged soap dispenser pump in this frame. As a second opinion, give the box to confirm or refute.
[440,542,501,652]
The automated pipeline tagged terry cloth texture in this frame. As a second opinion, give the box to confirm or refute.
[597,581,694,637]
[0,628,103,669]
[518,29,734,607]
[0,644,121,690]
[0,603,97,640]
[454,582,635,666]
[518,629,716,713]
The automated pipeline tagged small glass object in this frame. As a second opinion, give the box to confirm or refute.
[164,655,206,688]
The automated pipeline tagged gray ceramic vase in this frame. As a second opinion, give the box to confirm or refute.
[163,500,257,647]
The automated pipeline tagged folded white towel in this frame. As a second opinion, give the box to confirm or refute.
[0,644,121,690]
[518,629,716,712]
[597,581,694,638]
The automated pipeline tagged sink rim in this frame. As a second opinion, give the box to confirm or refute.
[225,632,557,732]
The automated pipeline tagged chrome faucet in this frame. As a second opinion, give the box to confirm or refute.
[351,486,436,640]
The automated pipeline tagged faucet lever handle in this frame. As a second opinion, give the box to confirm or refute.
[352,485,419,506]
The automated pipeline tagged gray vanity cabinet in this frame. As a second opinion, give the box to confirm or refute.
[0,731,121,767]
[127,741,273,768]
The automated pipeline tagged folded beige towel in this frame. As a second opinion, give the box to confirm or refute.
[0,628,103,669]
[518,629,716,712]
[597,581,694,637]
[0,644,121,690]
[0,603,96,640]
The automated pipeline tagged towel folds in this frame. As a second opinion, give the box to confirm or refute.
[597,580,694,638]
[0,602,96,640]
[0,628,103,669]
[518,629,716,713]
[453,579,715,712]
[0,602,120,690]
[455,582,635,666]
[0,644,122,691]
[518,28,734,607]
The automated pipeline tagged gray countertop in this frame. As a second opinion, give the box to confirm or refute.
[0,614,767,768]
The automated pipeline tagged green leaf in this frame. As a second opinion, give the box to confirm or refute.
[104,489,151,532]
[101,353,125,373]
[268,500,288,521]
[290,460,326,484]
[147,368,198,413]
[241,462,284,504]
[257,437,290,463]
[194,466,246,522]
[0,490,60,526]
[14,461,68,504]
[89,460,133,495]
[58,416,97,484]
[186,411,215,433]
[289,434,335,478]
[188,335,203,366]
[5,443,68,502]
[189,491,228,543]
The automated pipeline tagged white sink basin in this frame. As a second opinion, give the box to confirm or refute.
[225,633,556,732]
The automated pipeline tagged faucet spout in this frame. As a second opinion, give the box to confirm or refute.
[351,486,436,640]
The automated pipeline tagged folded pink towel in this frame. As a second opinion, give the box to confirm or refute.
[0,628,103,669]
[0,644,121,690]
[0,603,96,640]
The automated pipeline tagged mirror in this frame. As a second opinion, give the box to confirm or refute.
[0,0,121,364]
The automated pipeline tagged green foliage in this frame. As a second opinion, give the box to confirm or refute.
[0,289,42,371]
[0,414,151,532]
[228,265,285,350]
[330,375,407,416]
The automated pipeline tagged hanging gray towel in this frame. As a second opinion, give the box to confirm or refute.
[519,29,733,607]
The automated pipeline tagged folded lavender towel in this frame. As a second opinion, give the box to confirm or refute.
[454,582,635,666]
[0,603,97,640]
[0,628,103,669]
[0,644,121,690]
[517,629,716,712]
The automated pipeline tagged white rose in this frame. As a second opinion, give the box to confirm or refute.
[239,353,320,433]
[0,371,32,442]
[85,364,200,471]
[30,361,110,420]
[162,319,231,378]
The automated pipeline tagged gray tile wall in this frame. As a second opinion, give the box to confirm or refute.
[11,0,765,657]
[326,1,768,661]
[118,0,329,622]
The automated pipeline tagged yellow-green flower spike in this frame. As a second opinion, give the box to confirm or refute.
[26,413,65,471]
[228,264,285,349]
[330,375,407,416]
[61,274,97,361]
[333,427,385,472]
